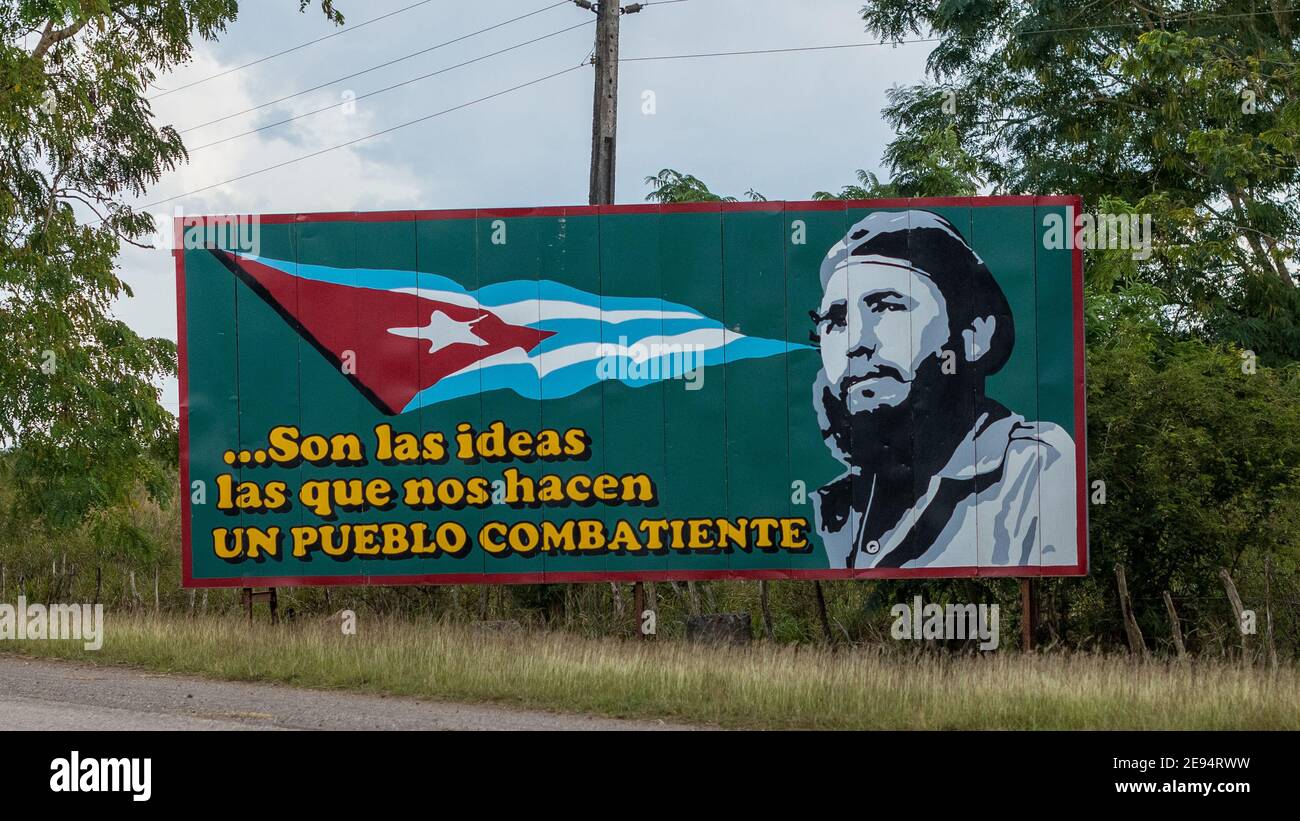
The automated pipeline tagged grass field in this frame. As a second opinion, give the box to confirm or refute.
[9,613,1300,729]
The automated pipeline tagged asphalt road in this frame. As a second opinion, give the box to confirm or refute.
[0,655,691,731]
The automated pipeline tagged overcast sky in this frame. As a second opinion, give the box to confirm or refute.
[113,0,934,408]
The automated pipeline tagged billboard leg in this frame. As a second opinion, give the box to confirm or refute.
[1020,579,1038,652]
[241,587,279,625]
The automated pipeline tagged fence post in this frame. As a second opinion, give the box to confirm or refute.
[759,581,775,641]
[1265,556,1279,671]
[633,582,645,640]
[1114,564,1148,657]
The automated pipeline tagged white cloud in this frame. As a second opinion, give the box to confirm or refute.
[113,48,430,411]
[108,0,933,414]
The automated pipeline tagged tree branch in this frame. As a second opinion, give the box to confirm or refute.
[32,18,89,60]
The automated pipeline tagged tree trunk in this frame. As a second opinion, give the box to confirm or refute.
[610,582,624,620]
[813,581,833,644]
[1218,568,1249,662]
[1162,591,1187,659]
[686,581,701,616]
[1114,564,1148,657]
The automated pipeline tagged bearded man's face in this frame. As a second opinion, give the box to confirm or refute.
[815,262,952,422]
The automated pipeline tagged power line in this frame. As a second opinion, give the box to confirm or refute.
[177,1,579,134]
[619,8,1300,63]
[129,4,1288,213]
[135,63,586,212]
[148,0,450,99]
[574,0,692,205]
[185,20,594,150]
[1020,6,1299,33]
[619,40,938,62]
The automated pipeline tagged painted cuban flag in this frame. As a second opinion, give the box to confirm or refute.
[209,250,801,416]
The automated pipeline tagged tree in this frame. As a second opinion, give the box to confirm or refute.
[643,169,764,203]
[1080,283,1300,647]
[648,122,977,204]
[813,126,980,200]
[0,1,342,536]
[813,169,897,201]
[860,0,1300,362]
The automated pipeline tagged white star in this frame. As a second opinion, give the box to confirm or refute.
[388,309,489,354]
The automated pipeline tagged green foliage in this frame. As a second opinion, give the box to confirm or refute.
[812,168,898,200]
[1082,285,1300,646]
[879,119,980,196]
[643,168,765,203]
[841,0,1300,649]
[0,2,341,544]
[860,0,1300,361]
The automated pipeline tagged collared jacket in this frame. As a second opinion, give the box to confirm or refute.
[814,409,1078,570]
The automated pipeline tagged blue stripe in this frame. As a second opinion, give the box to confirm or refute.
[530,317,720,353]
[250,254,713,320]
[241,255,805,413]
[400,334,801,413]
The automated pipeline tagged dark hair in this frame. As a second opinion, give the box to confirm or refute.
[819,210,1015,376]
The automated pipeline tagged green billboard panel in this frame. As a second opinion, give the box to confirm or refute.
[176,198,1087,586]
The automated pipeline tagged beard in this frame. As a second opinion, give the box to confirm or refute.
[814,348,974,478]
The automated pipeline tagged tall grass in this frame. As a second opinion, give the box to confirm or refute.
[10,613,1300,729]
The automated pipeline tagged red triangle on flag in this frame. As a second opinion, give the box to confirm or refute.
[210,250,553,414]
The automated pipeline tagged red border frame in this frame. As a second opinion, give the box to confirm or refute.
[175,196,1088,587]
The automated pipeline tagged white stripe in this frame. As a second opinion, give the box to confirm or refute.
[444,327,736,381]
[392,287,703,324]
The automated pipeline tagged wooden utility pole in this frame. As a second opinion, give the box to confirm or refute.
[576,1,644,624]
[588,0,619,204]
[576,1,642,205]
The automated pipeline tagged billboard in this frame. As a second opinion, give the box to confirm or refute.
[175,197,1087,587]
